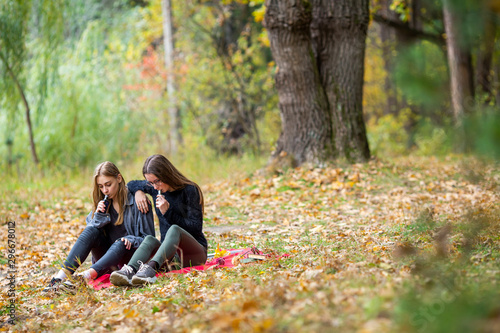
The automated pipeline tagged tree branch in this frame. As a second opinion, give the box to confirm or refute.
[0,50,40,164]
[372,13,445,47]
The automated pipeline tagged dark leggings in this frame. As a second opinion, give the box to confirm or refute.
[128,225,207,272]
[62,226,134,277]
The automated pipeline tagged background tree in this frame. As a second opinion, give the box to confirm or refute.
[0,0,64,165]
[2,0,499,174]
[161,0,181,153]
[264,0,332,165]
[442,0,475,126]
[371,0,500,154]
[174,0,275,155]
[265,0,371,165]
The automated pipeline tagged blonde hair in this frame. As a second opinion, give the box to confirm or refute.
[92,161,127,225]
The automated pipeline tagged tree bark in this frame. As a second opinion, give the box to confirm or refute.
[411,0,423,31]
[496,61,500,107]
[443,0,475,126]
[264,0,333,165]
[162,0,181,154]
[377,0,399,115]
[311,0,370,162]
[476,9,497,103]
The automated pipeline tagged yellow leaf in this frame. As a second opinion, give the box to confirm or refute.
[252,5,265,23]
[214,244,230,258]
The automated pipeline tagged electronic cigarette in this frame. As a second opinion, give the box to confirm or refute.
[103,195,110,213]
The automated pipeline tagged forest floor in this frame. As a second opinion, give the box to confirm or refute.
[1,155,500,332]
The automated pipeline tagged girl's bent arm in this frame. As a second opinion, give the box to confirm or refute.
[85,210,111,228]
[127,180,153,196]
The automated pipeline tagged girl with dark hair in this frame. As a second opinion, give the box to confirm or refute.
[44,161,155,292]
[110,154,207,286]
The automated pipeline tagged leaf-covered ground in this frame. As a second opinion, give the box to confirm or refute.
[1,156,499,332]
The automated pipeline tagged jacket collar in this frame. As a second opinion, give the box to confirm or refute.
[125,191,134,206]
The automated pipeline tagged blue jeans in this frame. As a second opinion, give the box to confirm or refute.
[62,226,134,277]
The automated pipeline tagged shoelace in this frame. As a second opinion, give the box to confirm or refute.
[122,264,134,275]
[137,260,148,273]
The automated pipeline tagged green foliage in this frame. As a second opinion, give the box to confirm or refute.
[2,0,497,176]
[396,277,500,333]
[171,1,278,154]
[367,111,412,157]
[390,0,410,22]
[394,42,448,109]
[464,108,500,160]
[0,0,66,140]
[0,0,149,171]
[413,118,453,156]
[394,207,500,333]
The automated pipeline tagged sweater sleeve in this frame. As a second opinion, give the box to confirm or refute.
[127,180,154,196]
[163,186,203,236]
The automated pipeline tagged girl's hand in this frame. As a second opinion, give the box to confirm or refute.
[135,191,149,214]
[121,237,132,250]
[156,195,170,215]
[97,200,107,213]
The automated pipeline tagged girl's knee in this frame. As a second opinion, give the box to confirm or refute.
[112,239,128,250]
[83,226,100,234]
[168,225,182,234]
[143,235,161,246]
[79,226,101,240]
[144,234,157,242]
[167,224,184,235]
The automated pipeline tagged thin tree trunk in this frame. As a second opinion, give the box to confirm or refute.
[311,0,370,162]
[264,0,333,165]
[0,52,39,165]
[162,0,180,154]
[496,61,500,107]
[379,0,398,115]
[476,9,497,103]
[443,0,474,126]
[411,0,423,31]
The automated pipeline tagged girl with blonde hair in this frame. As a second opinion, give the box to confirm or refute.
[44,161,155,292]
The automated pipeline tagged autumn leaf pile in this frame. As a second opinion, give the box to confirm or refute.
[1,156,499,332]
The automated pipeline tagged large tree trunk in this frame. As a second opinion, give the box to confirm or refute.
[264,0,333,165]
[443,0,475,125]
[311,0,370,162]
[162,0,181,154]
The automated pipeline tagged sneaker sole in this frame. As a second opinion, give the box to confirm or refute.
[110,273,132,286]
[42,286,60,293]
[59,283,77,295]
[131,275,157,285]
[61,275,88,294]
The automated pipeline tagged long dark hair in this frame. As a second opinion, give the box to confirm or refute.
[92,161,127,225]
[143,154,204,213]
